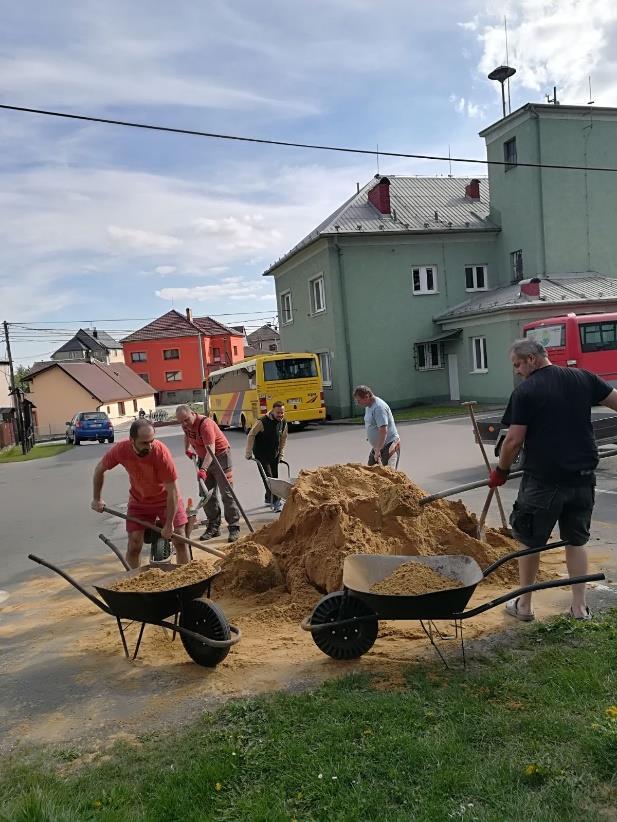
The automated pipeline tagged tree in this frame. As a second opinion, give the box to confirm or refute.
[14,365,31,392]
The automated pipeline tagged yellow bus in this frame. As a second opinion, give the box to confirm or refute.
[207,352,326,431]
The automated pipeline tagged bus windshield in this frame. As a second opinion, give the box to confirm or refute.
[263,358,318,381]
[525,324,565,349]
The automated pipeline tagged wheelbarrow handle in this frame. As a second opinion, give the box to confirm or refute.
[27,553,112,615]
[458,572,606,619]
[419,472,524,505]
[157,618,242,648]
[98,533,131,571]
[101,506,226,560]
[482,539,570,578]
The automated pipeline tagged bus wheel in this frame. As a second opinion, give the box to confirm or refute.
[212,414,218,424]
[241,414,250,434]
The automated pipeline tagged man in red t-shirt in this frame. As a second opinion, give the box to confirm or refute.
[91,419,189,568]
[175,405,240,543]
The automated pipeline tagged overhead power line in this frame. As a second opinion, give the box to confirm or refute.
[2,102,617,173]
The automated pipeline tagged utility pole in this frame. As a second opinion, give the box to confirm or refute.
[3,320,26,454]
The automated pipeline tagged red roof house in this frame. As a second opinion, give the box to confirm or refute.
[121,309,245,405]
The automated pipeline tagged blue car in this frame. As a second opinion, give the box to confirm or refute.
[66,411,114,445]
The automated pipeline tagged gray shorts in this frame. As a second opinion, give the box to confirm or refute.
[368,440,400,469]
[510,474,595,549]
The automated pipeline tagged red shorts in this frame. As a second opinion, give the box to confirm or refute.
[125,497,188,533]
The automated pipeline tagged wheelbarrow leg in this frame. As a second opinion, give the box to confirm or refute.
[116,617,130,659]
[418,620,450,670]
[132,623,146,660]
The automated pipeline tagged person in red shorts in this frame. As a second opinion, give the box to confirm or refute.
[175,404,240,543]
[91,419,190,568]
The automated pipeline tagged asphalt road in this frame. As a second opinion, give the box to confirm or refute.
[2,415,617,591]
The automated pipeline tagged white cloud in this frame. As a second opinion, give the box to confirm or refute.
[154,265,177,275]
[449,94,487,119]
[471,1,617,107]
[108,226,182,252]
[156,276,274,303]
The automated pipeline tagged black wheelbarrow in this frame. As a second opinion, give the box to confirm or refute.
[252,458,296,503]
[28,554,241,667]
[301,540,605,666]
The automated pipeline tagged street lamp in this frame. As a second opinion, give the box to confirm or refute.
[488,65,516,118]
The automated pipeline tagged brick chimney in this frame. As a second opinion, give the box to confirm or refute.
[520,277,541,299]
[186,307,193,323]
[368,176,391,214]
[464,178,481,200]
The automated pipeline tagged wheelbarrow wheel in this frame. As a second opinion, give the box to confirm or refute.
[180,597,231,667]
[309,592,378,660]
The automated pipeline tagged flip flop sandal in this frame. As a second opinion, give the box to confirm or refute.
[569,606,593,621]
[505,597,535,622]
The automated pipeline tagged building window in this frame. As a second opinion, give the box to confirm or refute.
[118,401,126,416]
[415,342,443,370]
[316,351,332,386]
[281,290,293,325]
[412,266,438,295]
[131,351,147,362]
[471,336,488,372]
[510,250,524,282]
[193,389,202,399]
[133,399,138,412]
[212,347,221,362]
[269,343,277,351]
[106,406,110,414]
[163,348,180,360]
[233,345,238,356]
[138,373,149,383]
[309,274,326,314]
[465,265,488,291]
[167,391,177,401]
[165,370,182,382]
[504,137,517,170]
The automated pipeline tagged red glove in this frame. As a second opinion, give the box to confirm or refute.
[197,468,207,481]
[488,467,509,488]
[186,450,195,460]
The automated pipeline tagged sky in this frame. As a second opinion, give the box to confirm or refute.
[2,0,617,365]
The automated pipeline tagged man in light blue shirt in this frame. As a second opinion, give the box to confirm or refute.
[353,385,400,468]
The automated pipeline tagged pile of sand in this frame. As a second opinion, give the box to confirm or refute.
[370,562,460,596]
[212,541,283,595]
[214,464,518,599]
[109,560,214,593]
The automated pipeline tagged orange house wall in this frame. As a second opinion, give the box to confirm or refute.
[123,333,245,392]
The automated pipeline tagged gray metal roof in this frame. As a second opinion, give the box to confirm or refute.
[264,176,497,275]
[435,274,617,321]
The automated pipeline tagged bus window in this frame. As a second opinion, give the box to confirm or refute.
[524,324,565,349]
[263,358,318,381]
[580,321,617,352]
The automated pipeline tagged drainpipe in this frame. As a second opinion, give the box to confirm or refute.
[197,333,208,412]
[335,242,355,416]
[530,106,547,275]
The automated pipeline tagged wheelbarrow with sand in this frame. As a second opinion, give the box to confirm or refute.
[301,541,604,666]
[253,458,296,502]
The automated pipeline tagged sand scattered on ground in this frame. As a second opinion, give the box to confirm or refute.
[108,560,215,593]
[370,562,461,595]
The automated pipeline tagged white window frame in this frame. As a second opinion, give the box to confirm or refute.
[471,336,488,373]
[465,264,488,292]
[309,274,326,315]
[280,290,293,325]
[415,342,444,371]
[316,351,332,387]
[411,265,438,295]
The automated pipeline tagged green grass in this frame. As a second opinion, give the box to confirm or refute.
[0,443,73,463]
[1,612,617,821]
[347,404,496,424]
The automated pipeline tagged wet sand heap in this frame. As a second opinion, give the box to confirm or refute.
[109,560,214,593]
[215,464,518,599]
[371,562,460,596]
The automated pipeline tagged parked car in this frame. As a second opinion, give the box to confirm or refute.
[66,411,114,445]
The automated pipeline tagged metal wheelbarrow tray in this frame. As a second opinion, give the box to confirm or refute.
[254,458,297,501]
[301,540,605,665]
[28,554,241,668]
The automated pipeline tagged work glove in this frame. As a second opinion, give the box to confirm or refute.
[488,467,509,488]
[245,454,252,460]
[186,449,195,460]
[197,468,207,481]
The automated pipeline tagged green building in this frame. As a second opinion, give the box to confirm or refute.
[264,104,617,418]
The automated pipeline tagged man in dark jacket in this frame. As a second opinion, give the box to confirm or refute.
[245,401,288,513]
[489,338,617,621]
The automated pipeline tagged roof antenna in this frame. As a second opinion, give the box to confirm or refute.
[588,75,595,105]
[448,145,453,177]
[545,85,559,105]
[504,16,512,114]
[376,143,380,176]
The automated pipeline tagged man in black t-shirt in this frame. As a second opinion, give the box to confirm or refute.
[488,338,617,621]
